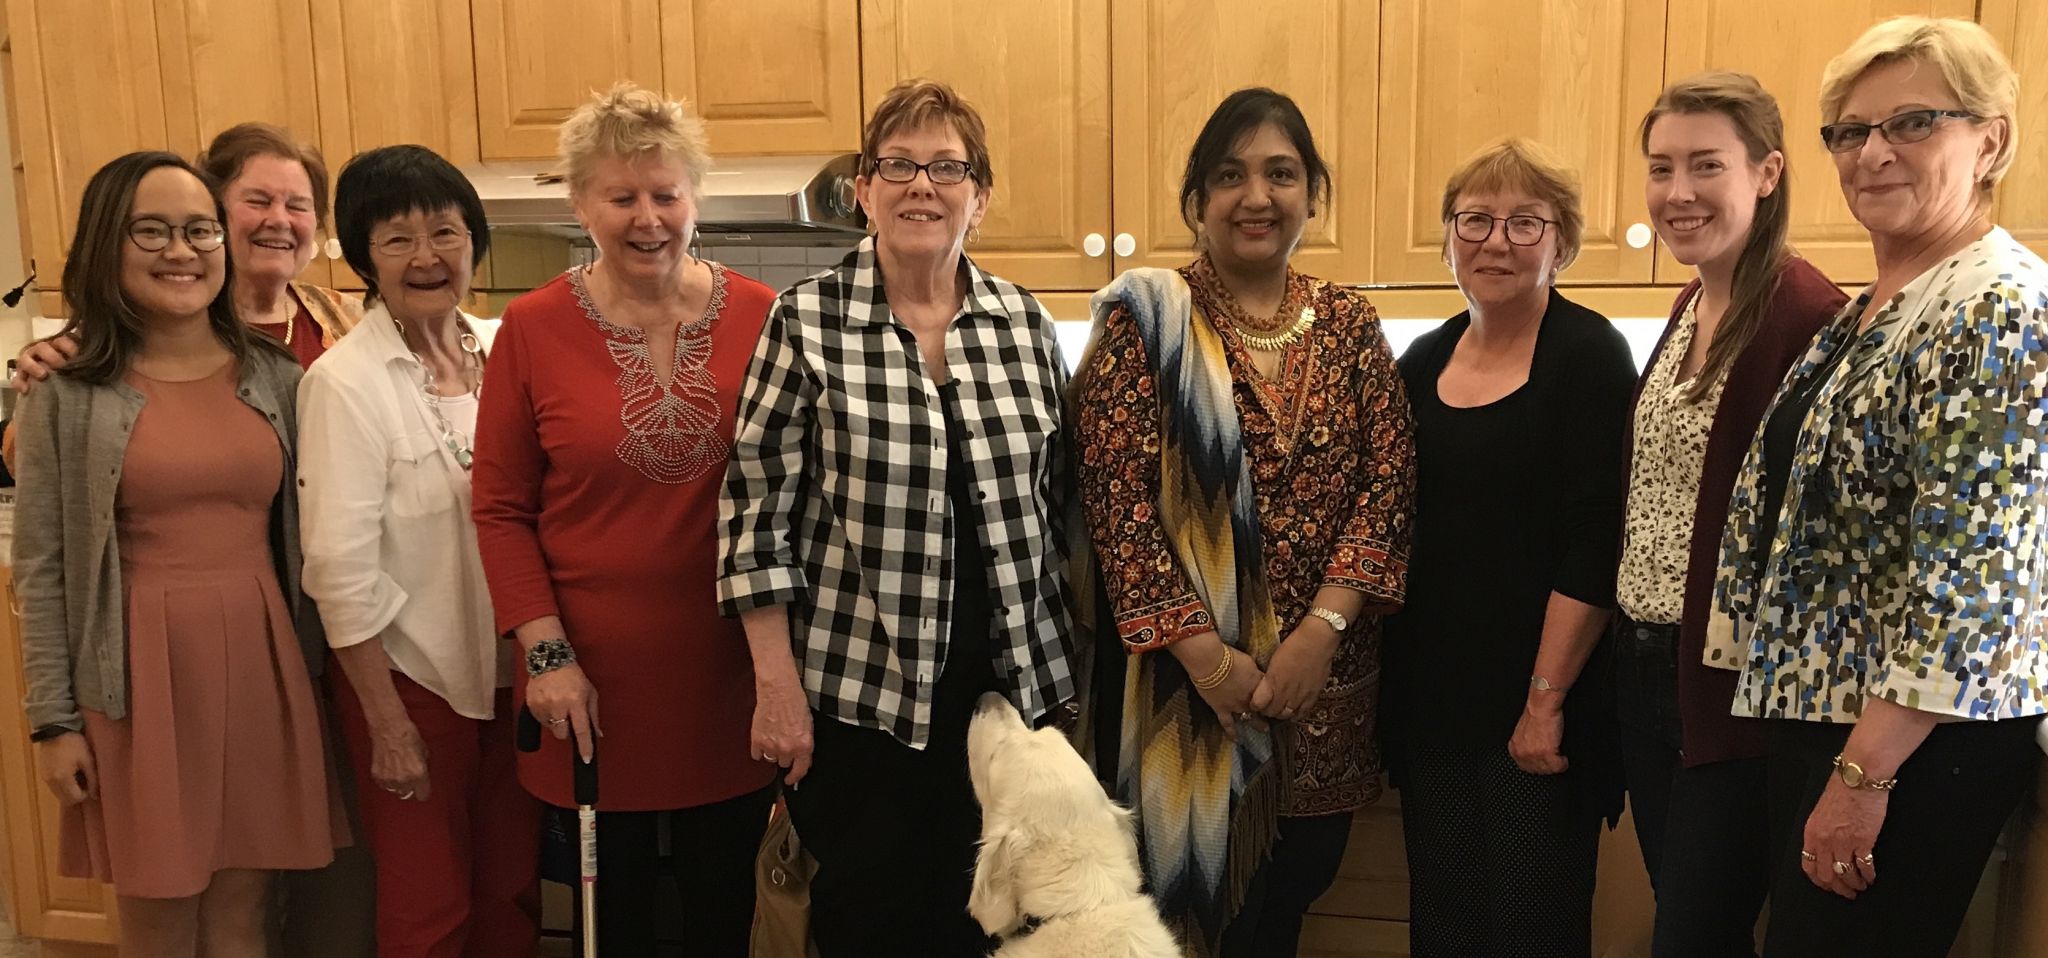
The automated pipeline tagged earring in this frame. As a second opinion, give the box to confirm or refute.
[968,226,982,246]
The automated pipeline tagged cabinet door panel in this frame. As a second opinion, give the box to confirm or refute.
[1660,0,1975,285]
[1980,0,2048,263]
[472,0,664,160]
[308,0,479,165]
[861,0,1112,291]
[1112,0,1379,283]
[666,0,860,155]
[1376,0,1667,286]
[8,0,171,295]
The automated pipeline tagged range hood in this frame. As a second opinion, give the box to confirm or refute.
[461,153,866,237]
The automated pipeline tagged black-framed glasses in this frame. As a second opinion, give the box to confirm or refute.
[373,225,471,258]
[870,156,975,186]
[1820,109,1977,154]
[1450,211,1554,247]
[128,217,225,253]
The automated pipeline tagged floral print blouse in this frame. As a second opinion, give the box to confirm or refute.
[1075,257,1415,814]
[1710,227,2048,722]
[1618,293,1727,625]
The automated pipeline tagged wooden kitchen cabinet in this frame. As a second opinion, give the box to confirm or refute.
[860,0,1114,292]
[1979,0,2048,262]
[1658,0,1974,286]
[471,0,665,161]
[0,569,118,956]
[1374,0,1668,287]
[472,0,860,161]
[667,0,862,155]
[1110,0,1380,283]
[308,0,480,168]
[4,0,172,308]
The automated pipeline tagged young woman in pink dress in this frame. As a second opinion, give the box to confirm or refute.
[11,151,343,957]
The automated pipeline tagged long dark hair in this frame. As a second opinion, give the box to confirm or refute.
[56,151,285,384]
[1639,73,1793,402]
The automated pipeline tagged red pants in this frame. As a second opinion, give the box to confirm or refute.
[332,668,541,958]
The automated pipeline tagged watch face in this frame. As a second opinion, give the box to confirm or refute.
[1840,764,1865,787]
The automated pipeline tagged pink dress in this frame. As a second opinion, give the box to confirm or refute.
[60,360,343,899]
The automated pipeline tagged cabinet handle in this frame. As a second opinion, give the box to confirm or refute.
[1113,233,1137,257]
[1626,223,1654,250]
[1082,232,1106,258]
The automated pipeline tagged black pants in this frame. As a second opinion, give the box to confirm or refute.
[1614,615,1769,958]
[563,785,775,957]
[1400,745,1599,958]
[1218,812,1353,958]
[1761,716,2042,958]
[785,711,994,958]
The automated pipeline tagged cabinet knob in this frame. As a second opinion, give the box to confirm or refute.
[1082,232,1106,258]
[1113,232,1137,257]
[325,237,344,260]
[1626,223,1654,250]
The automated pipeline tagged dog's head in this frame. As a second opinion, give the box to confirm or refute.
[967,692,1143,937]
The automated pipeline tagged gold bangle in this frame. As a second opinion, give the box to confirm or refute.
[1191,647,1234,690]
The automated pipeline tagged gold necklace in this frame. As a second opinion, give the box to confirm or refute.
[1230,305,1316,351]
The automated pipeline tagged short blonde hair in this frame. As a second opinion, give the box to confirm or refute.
[861,80,993,192]
[558,82,712,197]
[1820,17,2018,199]
[1439,137,1585,269]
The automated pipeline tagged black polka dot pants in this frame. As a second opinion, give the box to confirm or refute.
[1399,745,1600,958]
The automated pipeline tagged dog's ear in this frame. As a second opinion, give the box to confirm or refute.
[969,825,1026,937]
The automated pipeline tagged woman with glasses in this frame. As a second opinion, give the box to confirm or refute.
[1383,138,1636,957]
[472,83,778,955]
[1710,19,2046,956]
[5,127,376,958]
[12,151,343,956]
[298,144,544,958]
[720,79,1076,958]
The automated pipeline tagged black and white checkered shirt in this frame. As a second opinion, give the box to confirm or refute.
[717,238,1076,748]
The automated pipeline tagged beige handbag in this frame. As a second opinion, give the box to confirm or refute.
[749,798,818,958]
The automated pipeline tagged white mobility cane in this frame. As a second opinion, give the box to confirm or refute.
[521,707,601,955]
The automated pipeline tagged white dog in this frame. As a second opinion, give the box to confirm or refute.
[966,692,1183,958]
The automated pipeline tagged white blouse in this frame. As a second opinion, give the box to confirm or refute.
[297,305,508,720]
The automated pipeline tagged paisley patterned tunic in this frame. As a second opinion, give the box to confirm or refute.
[1711,227,2048,722]
[1076,257,1416,814]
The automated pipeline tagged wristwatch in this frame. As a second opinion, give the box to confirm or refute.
[1832,754,1899,791]
[1530,674,1568,693]
[1306,606,1349,634]
[525,637,578,678]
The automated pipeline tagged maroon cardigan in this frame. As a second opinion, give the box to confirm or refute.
[1623,257,1847,767]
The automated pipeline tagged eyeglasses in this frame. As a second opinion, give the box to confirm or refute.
[1450,211,1554,247]
[373,226,471,258]
[128,218,225,253]
[870,156,975,186]
[1820,109,1977,154]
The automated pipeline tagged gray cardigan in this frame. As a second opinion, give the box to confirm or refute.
[11,347,323,732]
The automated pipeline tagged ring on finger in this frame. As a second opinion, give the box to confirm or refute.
[1833,861,1849,876]
[1858,853,1875,867]
[398,791,416,801]
[548,717,567,727]
[1800,850,1817,862]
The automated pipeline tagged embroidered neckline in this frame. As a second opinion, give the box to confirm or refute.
[568,263,732,484]
[1184,258,1320,457]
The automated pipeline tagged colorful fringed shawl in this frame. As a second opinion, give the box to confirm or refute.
[1074,268,1287,956]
